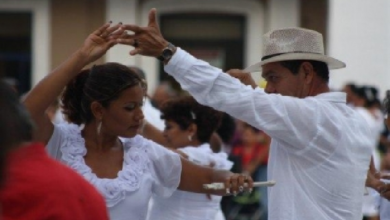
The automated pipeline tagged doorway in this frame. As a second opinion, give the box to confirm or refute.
[159,13,246,83]
[0,11,32,95]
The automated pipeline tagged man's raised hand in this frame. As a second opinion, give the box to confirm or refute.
[118,8,169,58]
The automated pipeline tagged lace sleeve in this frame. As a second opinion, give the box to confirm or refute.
[46,123,68,160]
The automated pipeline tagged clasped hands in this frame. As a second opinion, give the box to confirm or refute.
[79,8,257,90]
[366,170,390,200]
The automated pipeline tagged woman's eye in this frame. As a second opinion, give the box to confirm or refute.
[124,105,136,111]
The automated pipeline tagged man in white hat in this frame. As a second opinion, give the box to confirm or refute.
[118,9,372,220]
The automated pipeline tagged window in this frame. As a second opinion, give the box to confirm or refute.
[0,12,32,94]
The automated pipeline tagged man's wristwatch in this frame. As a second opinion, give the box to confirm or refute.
[157,42,176,62]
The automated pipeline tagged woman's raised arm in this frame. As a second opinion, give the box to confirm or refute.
[22,22,122,144]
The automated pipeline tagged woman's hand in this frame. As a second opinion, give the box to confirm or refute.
[117,8,170,57]
[222,173,253,196]
[179,157,253,196]
[78,22,123,64]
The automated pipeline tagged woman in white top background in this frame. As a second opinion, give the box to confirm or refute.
[146,96,233,220]
[21,22,252,220]
[352,86,384,220]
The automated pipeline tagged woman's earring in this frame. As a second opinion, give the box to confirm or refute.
[188,135,192,141]
[97,121,102,136]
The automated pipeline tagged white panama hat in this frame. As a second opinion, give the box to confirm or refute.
[244,27,346,73]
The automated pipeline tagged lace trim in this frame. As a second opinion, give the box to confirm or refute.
[182,144,233,170]
[59,124,150,207]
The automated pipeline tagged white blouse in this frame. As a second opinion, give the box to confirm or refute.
[46,123,182,220]
[148,143,233,220]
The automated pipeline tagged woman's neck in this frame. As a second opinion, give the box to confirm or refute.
[82,122,120,152]
[176,140,203,149]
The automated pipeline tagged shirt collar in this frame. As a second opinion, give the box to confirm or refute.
[312,92,346,104]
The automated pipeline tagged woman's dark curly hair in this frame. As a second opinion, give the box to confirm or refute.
[160,96,223,143]
[61,63,146,125]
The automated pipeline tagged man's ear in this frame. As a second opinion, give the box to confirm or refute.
[90,101,104,120]
[301,62,314,84]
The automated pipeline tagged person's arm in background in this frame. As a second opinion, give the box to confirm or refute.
[209,133,223,153]
[141,121,167,146]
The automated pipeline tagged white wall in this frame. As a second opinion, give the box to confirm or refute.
[105,0,139,66]
[267,0,300,31]
[328,0,390,98]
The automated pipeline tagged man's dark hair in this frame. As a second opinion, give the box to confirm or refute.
[280,60,329,82]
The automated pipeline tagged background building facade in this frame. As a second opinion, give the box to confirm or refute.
[1,0,389,97]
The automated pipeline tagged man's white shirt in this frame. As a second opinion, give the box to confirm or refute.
[164,48,372,220]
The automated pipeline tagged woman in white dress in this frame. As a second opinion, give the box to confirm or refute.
[146,96,233,220]
[353,86,384,219]
[21,23,252,220]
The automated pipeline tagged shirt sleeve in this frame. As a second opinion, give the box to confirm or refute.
[178,147,233,170]
[46,123,66,160]
[178,147,211,166]
[145,138,182,197]
[165,48,321,150]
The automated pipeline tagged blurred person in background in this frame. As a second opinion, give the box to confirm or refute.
[342,82,358,107]
[216,113,237,154]
[378,124,390,156]
[47,96,66,124]
[0,80,109,220]
[350,86,383,220]
[366,90,390,220]
[214,113,246,219]
[231,122,270,220]
[151,80,178,109]
[353,86,383,169]
[145,96,233,220]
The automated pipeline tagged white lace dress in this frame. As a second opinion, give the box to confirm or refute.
[148,144,233,220]
[46,123,182,220]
